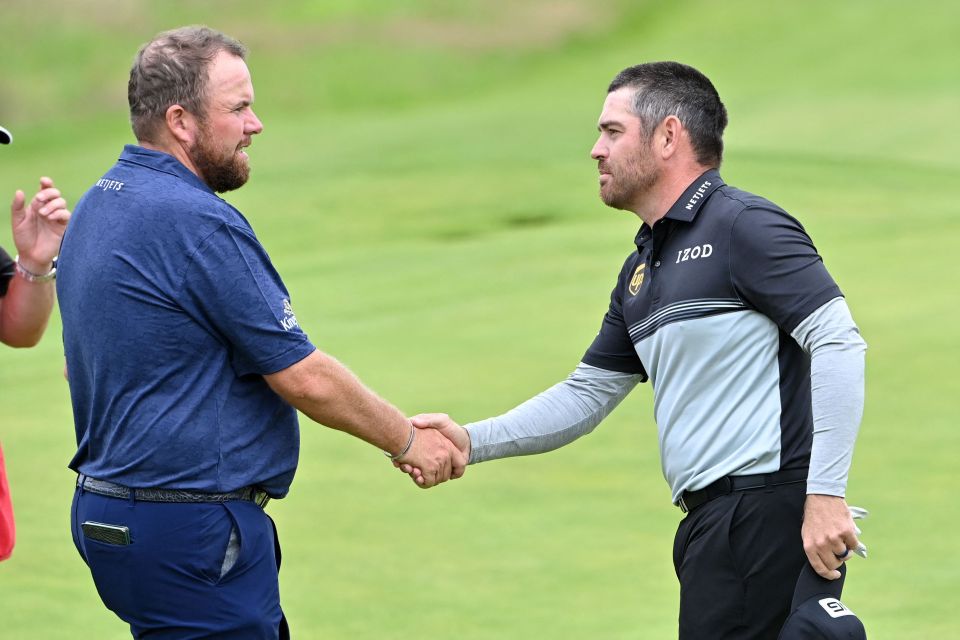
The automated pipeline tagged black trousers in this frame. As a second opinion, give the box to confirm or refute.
[673,481,807,639]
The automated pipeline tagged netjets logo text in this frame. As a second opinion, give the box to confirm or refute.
[684,180,711,211]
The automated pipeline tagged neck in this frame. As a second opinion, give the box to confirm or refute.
[632,164,713,227]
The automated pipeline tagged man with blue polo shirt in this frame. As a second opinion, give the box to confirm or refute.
[405,62,867,638]
[58,26,463,638]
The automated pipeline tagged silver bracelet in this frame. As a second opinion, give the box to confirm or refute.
[15,254,57,283]
[384,423,416,461]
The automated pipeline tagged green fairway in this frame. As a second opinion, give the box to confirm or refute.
[1,1,957,637]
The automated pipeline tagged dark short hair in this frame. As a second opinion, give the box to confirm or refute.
[608,62,728,167]
[128,26,246,143]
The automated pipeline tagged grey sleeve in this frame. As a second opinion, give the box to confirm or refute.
[790,297,867,496]
[466,363,643,464]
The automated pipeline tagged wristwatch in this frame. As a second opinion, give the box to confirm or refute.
[15,254,57,282]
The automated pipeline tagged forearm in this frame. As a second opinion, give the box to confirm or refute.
[791,298,867,496]
[265,350,411,455]
[0,276,55,347]
[466,363,642,463]
[807,345,865,495]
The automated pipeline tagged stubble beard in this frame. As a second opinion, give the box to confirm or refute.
[191,126,250,193]
[599,158,659,211]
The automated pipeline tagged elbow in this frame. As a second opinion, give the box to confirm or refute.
[265,356,340,411]
[809,332,867,358]
[0,331,44,348]
[281,376,338,408]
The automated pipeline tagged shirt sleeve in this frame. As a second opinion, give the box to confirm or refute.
[581,255,648,378]
[466,362,643,463]
[790,297,867,496]
[0,246,14,297]
[729,206,843,334]
[181,223,315,376]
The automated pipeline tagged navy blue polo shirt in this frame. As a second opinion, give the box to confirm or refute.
[58,145,316,497]
[583,170,842,500]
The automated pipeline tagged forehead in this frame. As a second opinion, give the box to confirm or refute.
[206,50,253,99]
[598,87,639,126]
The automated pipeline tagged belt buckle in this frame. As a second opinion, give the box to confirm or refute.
[253,489,270,509]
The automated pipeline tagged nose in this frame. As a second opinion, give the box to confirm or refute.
[590,137,606,160]
[246,109,264,135]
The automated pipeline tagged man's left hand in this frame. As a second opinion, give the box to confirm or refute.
[802,494,861,580]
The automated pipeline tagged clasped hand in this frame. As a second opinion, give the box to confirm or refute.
[393,413,471,488]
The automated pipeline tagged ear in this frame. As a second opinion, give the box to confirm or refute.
[657,115,684,160]
[165,104,200,146]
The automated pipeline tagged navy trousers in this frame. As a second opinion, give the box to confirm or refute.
[72,487,288,639]
[673,481,808,640]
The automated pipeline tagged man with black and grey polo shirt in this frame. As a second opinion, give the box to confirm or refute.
[404,62,867,638]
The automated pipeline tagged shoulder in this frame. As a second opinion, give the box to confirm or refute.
[707,184,793,222]
[195,196,253,234]
[154,181,255,237]
[705,185,809,245]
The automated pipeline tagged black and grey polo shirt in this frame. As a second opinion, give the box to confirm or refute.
[582,169,843,498]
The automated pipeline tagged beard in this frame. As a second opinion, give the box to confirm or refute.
[190,126,250,193]
[599,156,660,211]
[598,132,659,211]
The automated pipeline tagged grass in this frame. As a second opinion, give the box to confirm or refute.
[1,0,958,637]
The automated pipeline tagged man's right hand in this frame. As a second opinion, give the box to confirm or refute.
[396,413,471,486]
[396,422,466,488]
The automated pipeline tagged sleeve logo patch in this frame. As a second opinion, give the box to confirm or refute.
[628,263,646,296]
[818,597,856,619]
[280,298,299,331]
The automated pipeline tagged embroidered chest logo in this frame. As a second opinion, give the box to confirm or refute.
[675,243,713,263]
[628,263,646,296]
[280,298,299,331]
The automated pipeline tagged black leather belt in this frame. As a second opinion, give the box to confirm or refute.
[77,474,271,508]
[677,468,807,514]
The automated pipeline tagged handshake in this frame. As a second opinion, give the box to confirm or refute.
[389,413,470,488]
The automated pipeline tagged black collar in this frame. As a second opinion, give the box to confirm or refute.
[634,169,724,248]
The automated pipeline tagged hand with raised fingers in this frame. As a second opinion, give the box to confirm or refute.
[395,420,466,488]
[11,177,70,275]
[802,494,862,580]
[396,413,471,486]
